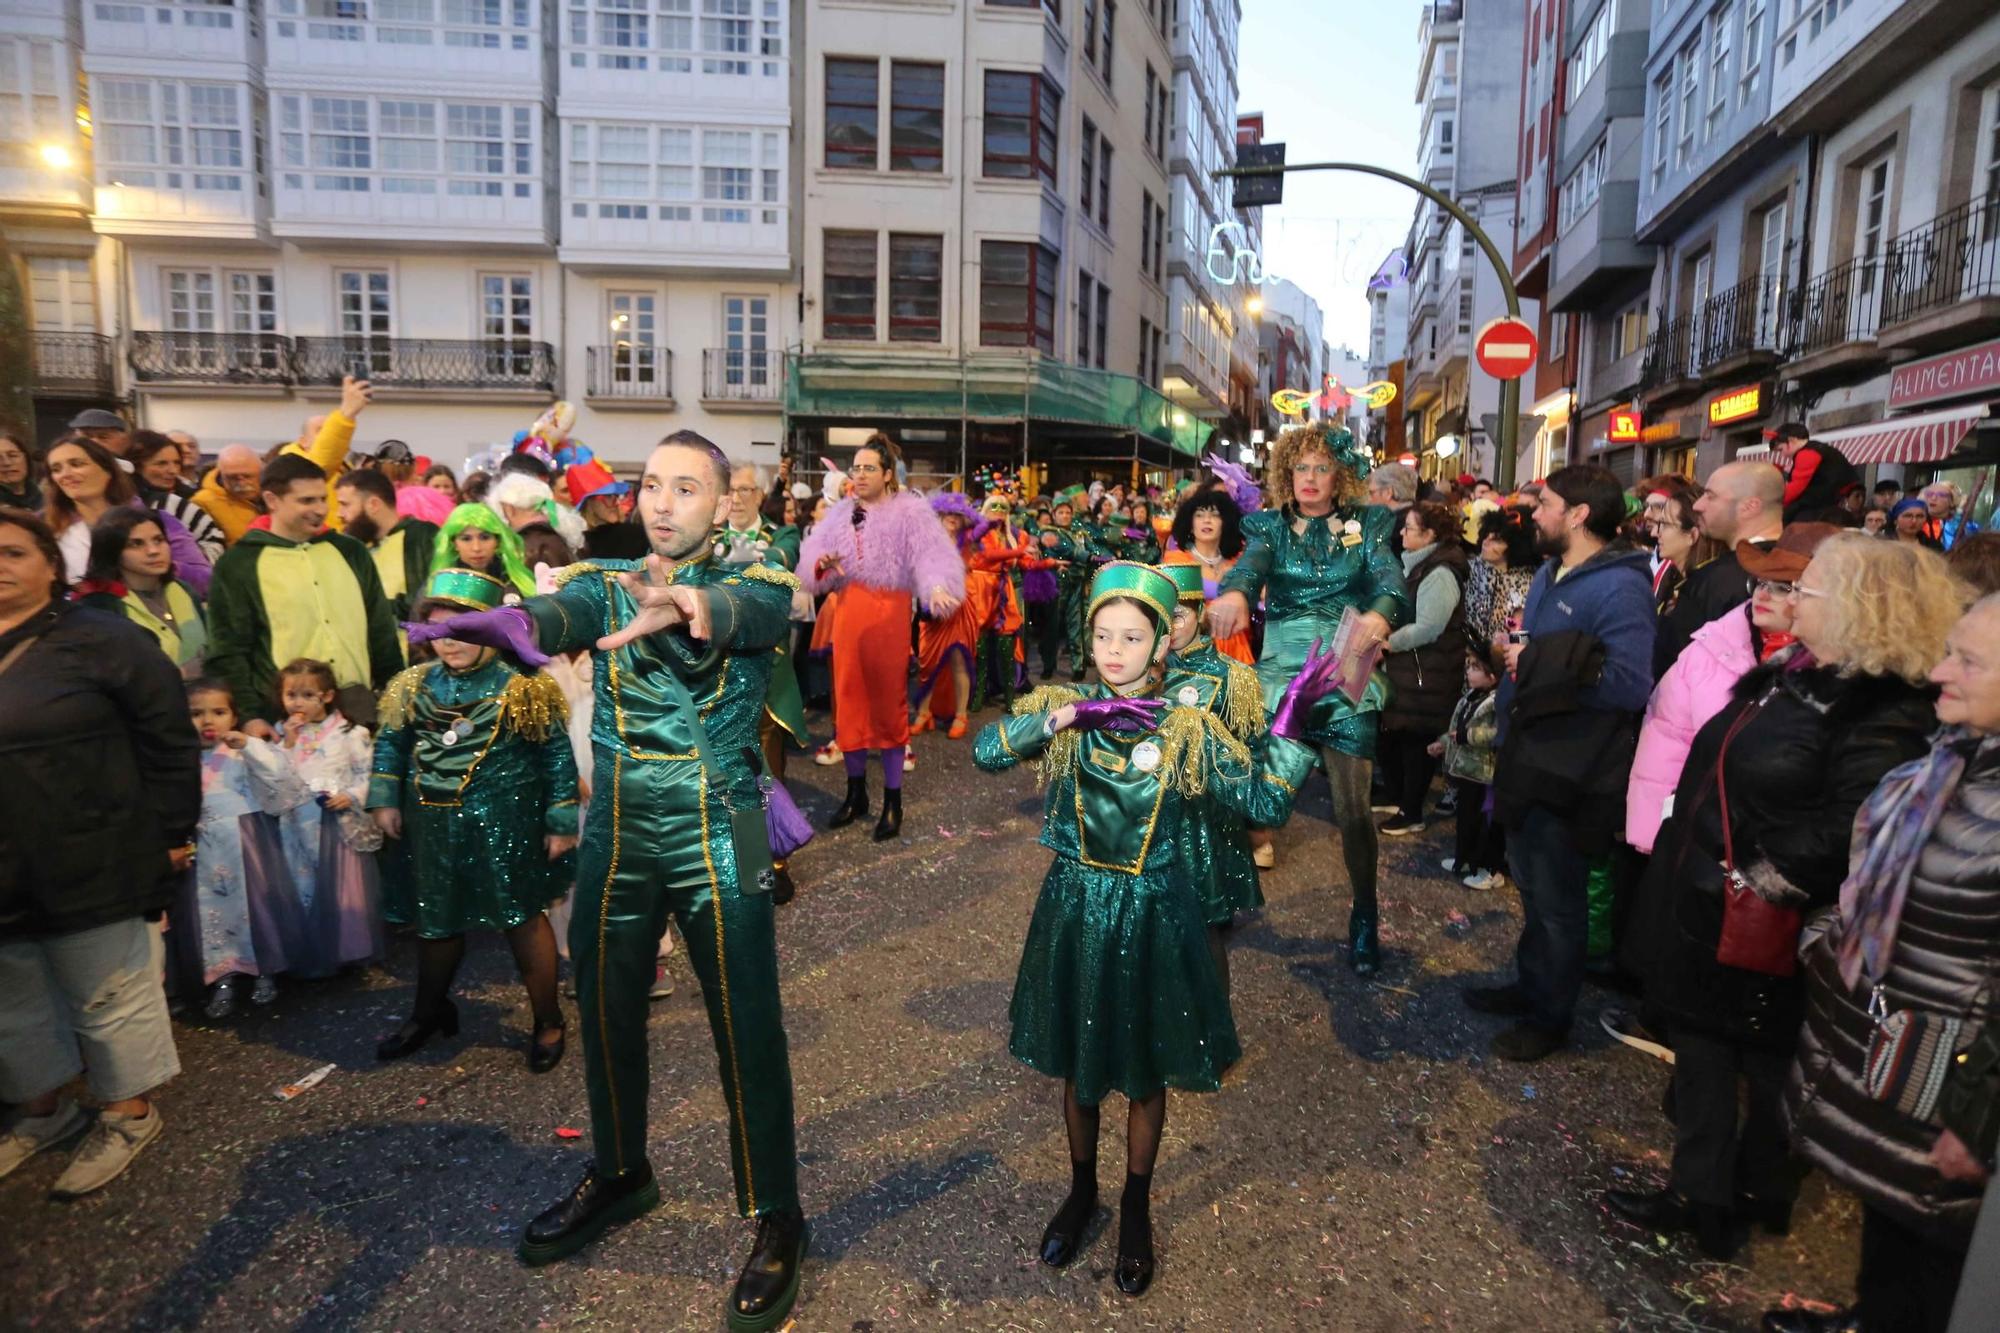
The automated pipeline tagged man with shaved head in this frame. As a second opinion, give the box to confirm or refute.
[404,429,811,1330]
[1654,461,1786,675]
[193,444,270,545]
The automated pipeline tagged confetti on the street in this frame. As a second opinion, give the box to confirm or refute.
[554,1126,583,1140]
[272,1063,335,1101]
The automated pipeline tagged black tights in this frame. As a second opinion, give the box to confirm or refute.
[1208,923,1232,998]
[413,916,563,1039]
[1053,1081,1167,1256]
[1319,748,1380,917]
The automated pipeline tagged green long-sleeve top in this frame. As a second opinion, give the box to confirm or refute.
[1220,504,1412,627]
[366,656,580,834]
[519,554,795,802]
[972,683,1316,875]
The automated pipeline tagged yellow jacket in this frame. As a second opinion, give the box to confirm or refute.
[190,410,357,544]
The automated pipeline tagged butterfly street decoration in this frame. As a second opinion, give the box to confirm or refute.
[1271,375,1397,420]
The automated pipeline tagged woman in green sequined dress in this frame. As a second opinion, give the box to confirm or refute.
[367,569,580,1070]
[1210,422,1411,975]
[973,562,1334,1298]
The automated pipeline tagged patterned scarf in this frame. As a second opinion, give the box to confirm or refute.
[1837,726,1989,989]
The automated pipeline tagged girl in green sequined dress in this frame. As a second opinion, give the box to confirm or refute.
[972,562,1336,1298]
[367,569,580,1071]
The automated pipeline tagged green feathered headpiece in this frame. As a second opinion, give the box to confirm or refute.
[433,502,536,597]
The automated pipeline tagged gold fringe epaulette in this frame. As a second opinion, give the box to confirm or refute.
[499,671,569,742]
[1012,684,1083,788]
[1157,705,1251,797]
[1223,658,1266,738]
[733,562,802,592]
[552,561,606,588]
[377,662,437,731]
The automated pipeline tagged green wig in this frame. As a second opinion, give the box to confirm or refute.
[433,502,536,597]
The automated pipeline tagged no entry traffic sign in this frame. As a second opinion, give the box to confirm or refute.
[1475,317,1538,381]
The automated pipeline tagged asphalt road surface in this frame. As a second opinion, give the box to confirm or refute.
[5,716,1865,1331]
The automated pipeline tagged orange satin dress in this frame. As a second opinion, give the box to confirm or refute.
[831,581,914,751]
[916,547,981,722]
[1164,548,1254,663]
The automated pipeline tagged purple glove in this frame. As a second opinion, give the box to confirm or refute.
[1069,697,1167,733]
[1122,526,1147,541]
[404,606,549,668]
[1271,638,1342,742]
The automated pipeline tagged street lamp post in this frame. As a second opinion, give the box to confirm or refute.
[1217,160,1527,491]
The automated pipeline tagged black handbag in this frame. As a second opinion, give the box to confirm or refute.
[1939,1025,2000,1165]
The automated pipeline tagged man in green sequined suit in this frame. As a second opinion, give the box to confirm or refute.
[410,432,809,1333]
[1210,422,1411,976]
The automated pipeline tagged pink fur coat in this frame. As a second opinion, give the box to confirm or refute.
[799,490,966,613]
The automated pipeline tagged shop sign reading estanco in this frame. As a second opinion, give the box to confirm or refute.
[1708,384,1765,426]
[1888,336,2000,411]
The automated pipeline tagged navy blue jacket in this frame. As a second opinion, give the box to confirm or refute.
[1496,541,1656,740]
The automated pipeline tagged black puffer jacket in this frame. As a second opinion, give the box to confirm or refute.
[0,601,202,941]
[1382,542,1469,735]
[1642,657,1935,1050]
[1787,734,2000,1245]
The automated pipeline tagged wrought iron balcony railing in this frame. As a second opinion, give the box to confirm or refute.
[1790,254,1885,360]
[1639,314,1694,394]
[32,331,116,394]
[702,348,784,402]
[1694,274,1789,367]
[294,337,556,392]
[1880,192,2000,329]
[585,345,673,399]
[129,331,295,385]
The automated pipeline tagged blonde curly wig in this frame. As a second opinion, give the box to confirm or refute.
[1264,421,1368,511]
[1800,532,1969,684]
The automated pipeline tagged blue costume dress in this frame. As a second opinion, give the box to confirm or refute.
[973,684,1317,1105]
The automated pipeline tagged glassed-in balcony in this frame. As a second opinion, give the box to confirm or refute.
[266,0,542,85]
[561,204,789,272]
[83,0,260,63]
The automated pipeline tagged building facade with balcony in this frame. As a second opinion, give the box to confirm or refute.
[1364,250,1411,454]
[4,0,116,443]
[1632,0,1809,474]
[1537,0,1654,480]
[1157,0,1240,427]
[1763,0,2000,508]
[1403,0,1536,483]
[789,0,1199,489]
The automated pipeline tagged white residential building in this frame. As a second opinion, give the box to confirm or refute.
[1159,0,1242,424]
[10,0,798,468]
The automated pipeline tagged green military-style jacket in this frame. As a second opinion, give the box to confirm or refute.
[713,519,809,746]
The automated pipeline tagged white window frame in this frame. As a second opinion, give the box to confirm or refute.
[95,78,248,193]
[277,94,536,199]
[1854,152,1893,294]
[27,256,94,333]
[478,271,536,376]
[1705,4,1733,142]
[1675,41,1700,170]
[1651,71,1672,187]
[605,288,664,387]
[721,293,771,387]
[1739,0,1765,108]
[335,267,395,374]
[1756,199,1788,342]
[1976,85,2000,213]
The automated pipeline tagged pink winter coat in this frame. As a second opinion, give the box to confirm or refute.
[1625,602,1759,854]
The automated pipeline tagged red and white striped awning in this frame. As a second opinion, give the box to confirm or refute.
[1815,403,1991,466]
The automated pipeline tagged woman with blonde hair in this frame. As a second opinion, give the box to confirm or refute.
[1207,422,1411,971]
[1608,533,1962,1260]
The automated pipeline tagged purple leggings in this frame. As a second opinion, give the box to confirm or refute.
[843,747,906,790]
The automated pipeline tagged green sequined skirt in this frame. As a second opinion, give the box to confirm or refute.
[1254,614,1386,760]
[1183,795,1263,925]
[380,802,573,939]
[1008,856,1241,1106]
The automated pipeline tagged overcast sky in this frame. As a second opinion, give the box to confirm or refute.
[1237,0,1423,357]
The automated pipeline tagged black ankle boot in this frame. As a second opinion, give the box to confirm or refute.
[729,1205,809,1332]
[828,776,869,828]
[376,997,459,1061]
[769,860,796,906]
[1605,1186,1738,1260]
[1039,1160,1098,1268]
[519,1163,660,1266]
[1348,908,1381,976]
[872,788,903,842]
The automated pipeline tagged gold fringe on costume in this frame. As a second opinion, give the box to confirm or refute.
[1012,684,1083,789]
[735,563,803,592]
[1221,658,1266,738]
[1156,705,1251,797]
[377,662,437,731]
[498,672,569,742]
[552,561,605,589]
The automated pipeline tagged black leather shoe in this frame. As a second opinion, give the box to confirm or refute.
[1736,1192,1794,1236]
[729,1206,809,1332]
[1761,1306,1862,1333]
[828,777,869,828]
[1348,909,1381,976]
[1113,1211,1155,1297]
[1461,983,1531,1016]
[1038,1194,1096,1268]
[528,1022,565,1074]
[1605,1186,1736,1260]
[872,788,903,842]
[518,1163,660,1266]
[376,998,459,1061]
[769,862,796,906]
